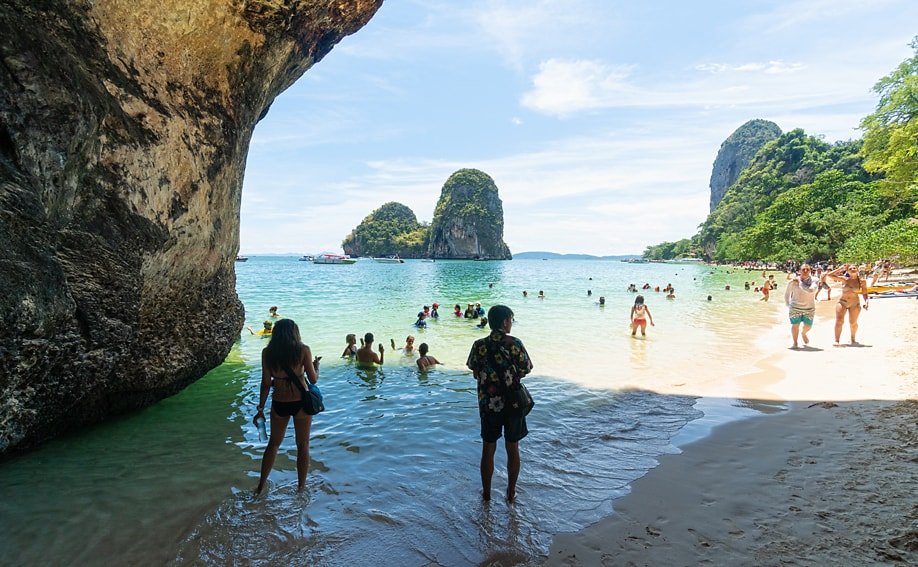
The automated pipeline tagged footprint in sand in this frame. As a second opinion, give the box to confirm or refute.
[687,528,713,548]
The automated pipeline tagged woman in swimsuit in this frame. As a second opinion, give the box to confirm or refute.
[630,295,655,336]
[824,264,869,346]
[253,318,320,495]
[341,333,358,357]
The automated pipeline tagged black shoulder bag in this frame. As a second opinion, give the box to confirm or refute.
[488,339,534,418]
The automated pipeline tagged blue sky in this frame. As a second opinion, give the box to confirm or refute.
[240,0,918,256]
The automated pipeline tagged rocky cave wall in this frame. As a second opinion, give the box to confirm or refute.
[0,0,383,456]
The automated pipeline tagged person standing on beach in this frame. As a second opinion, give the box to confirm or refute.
[253,319,320,495]
[356,332,385,365]
[824,264,869,346]
[466,305,533,503]
[784,264,819,349]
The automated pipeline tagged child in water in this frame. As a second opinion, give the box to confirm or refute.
[415,312,428,328]
[247,320,274,336]
[630,295,655,336]
[391,335,417,354]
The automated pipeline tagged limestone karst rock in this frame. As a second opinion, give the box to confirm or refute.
[342,202,429,258]
[427,169,512,260]
[709,119,782,211]
[0,0,383,456]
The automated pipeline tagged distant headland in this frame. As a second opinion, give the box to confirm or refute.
[342,168,512,260]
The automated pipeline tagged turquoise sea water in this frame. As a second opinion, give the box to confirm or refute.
[1,257,782,565]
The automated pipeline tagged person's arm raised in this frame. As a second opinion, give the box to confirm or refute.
[824,265,847,281]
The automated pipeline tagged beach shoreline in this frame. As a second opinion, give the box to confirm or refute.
[546,295,918,565]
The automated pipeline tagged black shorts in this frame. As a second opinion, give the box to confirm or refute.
[481,412,528,443]
[272,400,304,418]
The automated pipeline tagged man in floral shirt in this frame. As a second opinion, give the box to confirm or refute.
[466,305,533,503]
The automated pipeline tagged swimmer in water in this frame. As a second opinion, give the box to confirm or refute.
[416,342,440,371]
[247,320,274,336]
[341,333,358,357]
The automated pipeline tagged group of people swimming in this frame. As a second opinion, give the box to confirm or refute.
[339,332,442,371]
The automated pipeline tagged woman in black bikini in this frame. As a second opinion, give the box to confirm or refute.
[253,319,320,495]
[824,264,869,346]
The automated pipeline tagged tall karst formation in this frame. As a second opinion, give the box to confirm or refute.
[428,169,512,260]
[709,119,782,211]
[0,0,383,456]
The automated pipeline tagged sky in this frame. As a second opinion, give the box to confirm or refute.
[239,0,918,256]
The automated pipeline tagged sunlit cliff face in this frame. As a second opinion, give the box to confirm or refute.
[0,0,383,456]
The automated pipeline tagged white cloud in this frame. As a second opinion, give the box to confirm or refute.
[695,60,805,74]
[520,45,887,117]
[520,58,636,116]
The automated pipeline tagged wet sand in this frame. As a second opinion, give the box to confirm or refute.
[547,295,918,566]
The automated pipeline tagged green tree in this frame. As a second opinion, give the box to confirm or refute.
[838,218,918,263]
[342,202,431,258]
[642,237,700,260]
[860,36,918,213]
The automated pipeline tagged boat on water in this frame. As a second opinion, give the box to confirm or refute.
[235,255,249,262]
[298,255,314,262]
[313,253,356,265]
[373,255,404,264]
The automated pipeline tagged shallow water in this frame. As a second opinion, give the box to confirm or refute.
[0,258,783,565]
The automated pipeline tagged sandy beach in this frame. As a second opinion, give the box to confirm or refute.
[547,293,918,566]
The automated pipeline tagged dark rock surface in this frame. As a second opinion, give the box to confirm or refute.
[428,169,512,260]
[709,119,782,211]
[0,0,383,456]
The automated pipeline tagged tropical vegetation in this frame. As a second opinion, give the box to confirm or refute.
[645,37,918,264]
[341,202,430,258]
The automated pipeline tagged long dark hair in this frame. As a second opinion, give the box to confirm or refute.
[264,319,303,370]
